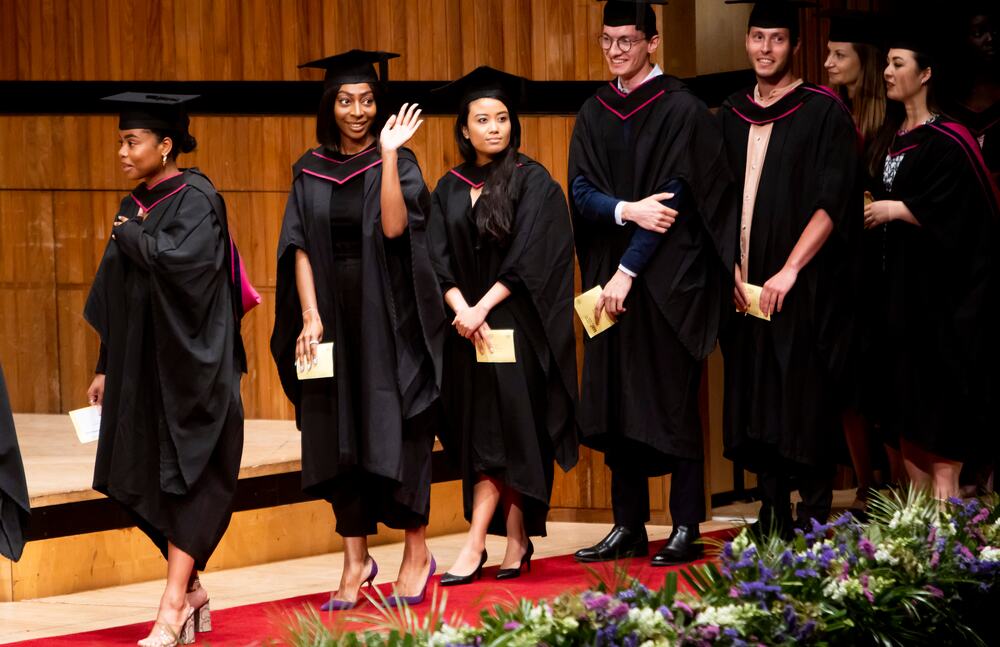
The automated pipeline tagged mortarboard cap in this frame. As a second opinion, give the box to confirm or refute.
[102,92,198,133]
[600,1,667,35]
[299,49,400,89]
[725,0,816,42]
[431,66,528,110]
[886,15,939,61]
[823,9,885,48]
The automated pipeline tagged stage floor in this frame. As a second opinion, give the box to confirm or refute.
[0,520,738,644]
[16,414,301,508]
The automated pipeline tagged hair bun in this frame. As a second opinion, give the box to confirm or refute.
[180,134,198,154]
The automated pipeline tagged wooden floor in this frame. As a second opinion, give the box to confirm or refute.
[17,414,301,507]
[0,520,737,644]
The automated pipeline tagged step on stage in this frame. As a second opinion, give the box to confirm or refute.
[2,415,464,602]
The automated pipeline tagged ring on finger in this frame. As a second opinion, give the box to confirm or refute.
[308,340,319,346]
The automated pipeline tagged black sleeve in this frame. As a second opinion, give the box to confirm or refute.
[95,343,107,374]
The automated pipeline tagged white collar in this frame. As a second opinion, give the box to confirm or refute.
[617,64,662,95]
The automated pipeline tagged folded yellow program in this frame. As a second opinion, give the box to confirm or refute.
[864,190,874,207]
[574,285,617,338]
[476,329,516,363]
[297,342,335,379]
[739,283,771,321]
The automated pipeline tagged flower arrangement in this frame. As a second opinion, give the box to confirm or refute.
[283,488,1000,646]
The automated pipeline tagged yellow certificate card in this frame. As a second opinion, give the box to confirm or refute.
[297,342,335,379]
[68,405,101,444]
[738,283,771,321]
[476,329,516,363]
[574,285,617,338]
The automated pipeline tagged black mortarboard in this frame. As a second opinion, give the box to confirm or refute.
[600,1,667,35]
[886,19,941,63]
[432,66,528,110]
[725,0,816,41]
[102,92,198,132]
[298,49,400,89]
[823,9,885,47]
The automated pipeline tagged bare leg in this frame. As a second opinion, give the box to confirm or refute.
[843,410,873,505]
[900,438,932,492]
[138,543,194,646]
[186,570,208,609]
[885,444,907,487]
[446,475,501,575]
[930,456,962,501]
[500,488,530,569]
[331,536,372,603]
[393,526,432,597]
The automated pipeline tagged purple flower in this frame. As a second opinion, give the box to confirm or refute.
[858,538,876,560]
[585,593,612,611]
[674,600,694,616]
[609,602,630,620]
[925,584,944,598]
[502,621,521,631]
[657,605,673,621]
[930,550,940,569]
[702,625,721,639]
[729,586,741,598]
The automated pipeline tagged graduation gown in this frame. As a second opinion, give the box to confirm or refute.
[270,146,446,526]
[718,84,862,470]
[943,99,1000,184]
[869,119,998,461]
[428,155,578,537]
[84,170,246,570]
[0,363,29,561]
[568,75,737,472]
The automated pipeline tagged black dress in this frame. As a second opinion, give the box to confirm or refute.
[0,363,29,561]
[270,146,446,537]
[869,118,998,462]
[428,156,577,537]
[84,170,246,570]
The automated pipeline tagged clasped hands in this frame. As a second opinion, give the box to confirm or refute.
[453,302,495,355]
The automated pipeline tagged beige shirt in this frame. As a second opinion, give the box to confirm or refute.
[739,79,803,280]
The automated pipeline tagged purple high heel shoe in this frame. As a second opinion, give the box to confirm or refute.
[385,556,436,607]
[321,556,379,611]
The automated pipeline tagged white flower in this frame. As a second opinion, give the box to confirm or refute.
[627,607,670,638]
[980,546,1000,562]
[694,604,766,632]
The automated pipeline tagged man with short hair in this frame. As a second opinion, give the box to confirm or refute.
[570,0,736,565]
[719,0,861,535]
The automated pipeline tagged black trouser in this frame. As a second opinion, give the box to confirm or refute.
[757,463,834,527]
[611,457,706,530]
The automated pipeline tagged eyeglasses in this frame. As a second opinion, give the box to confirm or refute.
[598,35,646,52]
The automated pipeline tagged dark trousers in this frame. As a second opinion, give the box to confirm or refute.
[757,463,835,527]
[611,457,706,529]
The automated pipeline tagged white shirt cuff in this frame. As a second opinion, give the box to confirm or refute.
[617,264,637,278]
[614,201,627,226]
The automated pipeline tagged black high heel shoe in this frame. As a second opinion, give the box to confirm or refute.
[440,549,488,586]
[496,540,533,580]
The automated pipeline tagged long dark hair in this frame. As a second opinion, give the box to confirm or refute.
[455,92,521,246]
[315,81,388,151]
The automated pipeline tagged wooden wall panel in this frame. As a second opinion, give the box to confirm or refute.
[0,0,699,82]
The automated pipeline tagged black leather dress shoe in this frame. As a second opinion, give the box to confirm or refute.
[651,525,703,566]
[574,525,648,563]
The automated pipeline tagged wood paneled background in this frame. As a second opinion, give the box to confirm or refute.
[0,0,883,518]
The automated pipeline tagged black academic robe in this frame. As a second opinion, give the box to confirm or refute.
[718,83,862,470]
[568,74,737,472]
[0,363,29,562]
[944,99,1000,185]
[869,119,998,461]
[270,146,446,523]
[84,170,246,570]
[428,155,578,537]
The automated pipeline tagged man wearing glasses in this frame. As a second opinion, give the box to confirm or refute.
[569,0,736,566]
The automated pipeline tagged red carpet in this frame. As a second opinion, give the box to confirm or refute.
[10,529,736,647]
